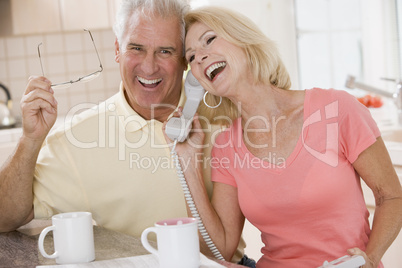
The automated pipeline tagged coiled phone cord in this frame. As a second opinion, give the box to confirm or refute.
[171,139,225,261]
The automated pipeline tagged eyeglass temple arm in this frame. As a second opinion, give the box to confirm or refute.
[37,43,45,76]
[84,29,103,71]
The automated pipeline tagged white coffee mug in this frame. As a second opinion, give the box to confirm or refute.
[141,217,200,268]
[38,212,95,264]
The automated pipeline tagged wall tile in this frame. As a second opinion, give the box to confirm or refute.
[64,32,83,53]
[83,30,100,50]
[25,35,44,57]
[8,78,27,99]
[47,55,66,76]
[66,53,86,74]
[104,69,121,89]
[27,56,42,76]
[8,58,27,79]
[101,29,116,49]
[6,36,25,58]
[54,85,70,99]
[54,93,71,115]
[7,78,28,118]
[102,50,118,69]
[87,74,105,91]
[0,39,6,59]
[45,34,65,54]
[88,90,107,104]
[69,92,89,108]
[50,73,70,87]
[85,51,102,71]
[0,60,8,80]
[67,80,86,95]
[105,87,118,99]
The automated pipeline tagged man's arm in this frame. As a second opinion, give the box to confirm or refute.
[0,76,57,232]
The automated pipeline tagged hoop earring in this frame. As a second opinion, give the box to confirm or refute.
[203,91,222,109]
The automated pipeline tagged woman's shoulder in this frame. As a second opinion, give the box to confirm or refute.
[307,87,355,99]
[306,87,360,108]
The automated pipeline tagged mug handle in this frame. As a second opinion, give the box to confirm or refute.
[38,225,58,259]
[141,227,158,256]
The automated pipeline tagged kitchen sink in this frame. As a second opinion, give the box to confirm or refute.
[381,127,402,166]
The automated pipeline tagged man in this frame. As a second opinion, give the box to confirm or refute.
[0,0,250,264]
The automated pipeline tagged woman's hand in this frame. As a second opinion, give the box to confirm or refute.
[20,76,58,142]
[347,248,377,268]
[162,107,205,160]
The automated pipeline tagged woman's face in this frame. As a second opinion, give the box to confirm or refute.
[185,22,249,98]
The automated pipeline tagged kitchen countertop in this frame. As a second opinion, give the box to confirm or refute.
[0,220,151,267]
[0,220,242,268]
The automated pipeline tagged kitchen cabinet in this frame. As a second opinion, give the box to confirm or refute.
[60,0,109,31]
[11,0,62,35]
[5,0,122,36]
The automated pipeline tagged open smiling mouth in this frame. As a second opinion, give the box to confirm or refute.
[137,76,162,88]
[206,62,227,81]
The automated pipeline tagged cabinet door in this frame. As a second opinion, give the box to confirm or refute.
[60,0,109,31]
[11,0,62,35]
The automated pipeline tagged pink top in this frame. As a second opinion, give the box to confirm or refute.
[211,88,382,268]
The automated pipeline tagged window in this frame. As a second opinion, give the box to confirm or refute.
[295,0,400,92]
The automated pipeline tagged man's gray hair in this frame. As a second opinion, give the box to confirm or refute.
[113,0,190,52]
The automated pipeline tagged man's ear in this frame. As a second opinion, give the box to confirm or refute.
[114,37,120,63]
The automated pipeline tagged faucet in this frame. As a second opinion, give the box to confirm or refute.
[345,75,402,125]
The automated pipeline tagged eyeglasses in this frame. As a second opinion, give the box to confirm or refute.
[37,29,103,89]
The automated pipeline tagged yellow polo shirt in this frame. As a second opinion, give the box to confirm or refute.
[33,83,245,262]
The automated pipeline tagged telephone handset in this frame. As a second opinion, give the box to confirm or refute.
[166,70,224,260]
[165,70,205,142]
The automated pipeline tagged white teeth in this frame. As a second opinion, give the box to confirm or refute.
[137,76,162,84]
[206,62,226,80]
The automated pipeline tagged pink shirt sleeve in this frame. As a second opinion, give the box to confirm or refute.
[336,90,381,163]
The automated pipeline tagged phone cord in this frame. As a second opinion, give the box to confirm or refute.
[171,139,225,261]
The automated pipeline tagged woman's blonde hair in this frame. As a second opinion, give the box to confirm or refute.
[185,6,291,125]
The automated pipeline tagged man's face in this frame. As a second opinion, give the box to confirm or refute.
[115,11,186,120]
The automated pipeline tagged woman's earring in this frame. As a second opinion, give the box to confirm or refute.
[203,91,222,109]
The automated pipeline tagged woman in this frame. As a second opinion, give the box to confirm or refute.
[167,6,402,268]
